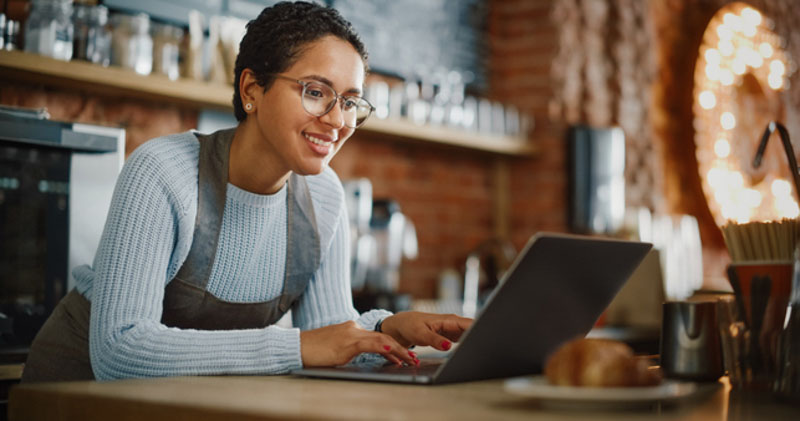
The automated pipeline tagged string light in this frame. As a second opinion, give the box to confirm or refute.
[699,91,717,109]
[693,2,795,225]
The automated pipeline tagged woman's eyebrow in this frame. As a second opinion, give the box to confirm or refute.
[303,74,363,95]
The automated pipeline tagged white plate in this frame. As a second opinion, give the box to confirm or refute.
[504,376,714,409]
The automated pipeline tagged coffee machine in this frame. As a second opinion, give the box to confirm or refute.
[0,106,124,350]
[343,179,417,313]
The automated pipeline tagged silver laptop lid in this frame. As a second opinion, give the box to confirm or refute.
[432,232,652,383]
[292,232,651,384]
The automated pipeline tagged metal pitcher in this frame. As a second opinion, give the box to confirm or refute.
[660,301,724,381]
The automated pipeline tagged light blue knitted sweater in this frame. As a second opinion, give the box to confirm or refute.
[72,131,390,380]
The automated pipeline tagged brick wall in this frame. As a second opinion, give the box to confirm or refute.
[330,137,496,298]
[0,83,197,156]
[652,0,800,285]
[488,0,660,249]
[488,0,568,251]
[11,0,798,298]
[0,0,651,299]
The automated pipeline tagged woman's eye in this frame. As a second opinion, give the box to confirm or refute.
[342,98,358,110]
[305,89,325,99]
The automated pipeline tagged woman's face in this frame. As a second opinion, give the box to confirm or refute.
[254,35,366,176]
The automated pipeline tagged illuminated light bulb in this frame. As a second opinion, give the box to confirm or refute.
[744,189,762,208]
[770,59,786,76]
[714,139,730,157]
[743,24,757,37]
[750,52,764,68]
[722,14,742,32]
[779,199,800,219]
[732,58,747,75]
[707,168,726,189]
[720,69,735,85]
[719,40,735,56]
[720,204,733,220]
[768,73,784,90]
[776,196,800,218]
[741,7,762,27]
[706,64,721,80]
[721,112,736,130]
[737,46,762,68]
[772,179,792,197]
[715,189,730,207]
[717,24,734,40]
[699,90,717,109]
[729,170,744,188]
[759,42,774,58]
[705,48,722,65]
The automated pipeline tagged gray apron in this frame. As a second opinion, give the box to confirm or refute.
[22,128,321,382]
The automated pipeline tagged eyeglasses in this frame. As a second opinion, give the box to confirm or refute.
[271,74,374,129]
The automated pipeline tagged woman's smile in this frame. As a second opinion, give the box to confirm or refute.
[303,132,338,156]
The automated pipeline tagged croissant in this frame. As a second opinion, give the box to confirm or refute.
[544,338,662,387]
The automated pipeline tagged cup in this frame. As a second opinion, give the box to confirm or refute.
[660,300,724,381]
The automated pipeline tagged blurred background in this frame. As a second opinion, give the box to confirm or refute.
[1,0,800,351]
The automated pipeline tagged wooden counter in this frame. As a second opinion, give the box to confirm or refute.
[8,375,800,421]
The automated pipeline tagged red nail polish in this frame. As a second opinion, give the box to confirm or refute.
[414,358,420,366]
[441,341,452,351]
[408,351,416,358]
[384,345,391,352]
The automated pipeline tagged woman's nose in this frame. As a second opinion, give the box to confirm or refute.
[320,98,346,129]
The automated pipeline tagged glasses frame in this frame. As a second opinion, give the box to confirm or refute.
[270,74,375,128]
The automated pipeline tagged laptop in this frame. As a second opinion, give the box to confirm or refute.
[292,232,652,384]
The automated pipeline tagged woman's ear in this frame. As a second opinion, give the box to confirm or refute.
[239,69,262,112]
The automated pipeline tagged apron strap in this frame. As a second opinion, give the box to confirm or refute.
[173,129,232,288]
[280,173,321,312]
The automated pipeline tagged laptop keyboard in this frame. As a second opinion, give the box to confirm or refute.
[370,359,442,375]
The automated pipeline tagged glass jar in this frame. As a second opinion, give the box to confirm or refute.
[152,22,183,81]
[24,0,74,61]
[0,13,6,50]
[72,4,110,66]
[111,12,152,76]
[775,251,800,400]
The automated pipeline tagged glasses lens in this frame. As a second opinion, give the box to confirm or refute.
[301,81,336,116]
[300,80,373,128]
[343,97,373,128]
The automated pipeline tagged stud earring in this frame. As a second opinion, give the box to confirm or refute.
[245,103,253,111]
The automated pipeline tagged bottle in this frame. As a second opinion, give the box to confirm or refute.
[111,12,152,75]
[24,0,74,61]
[152,22,182,80]
[72,3,110,66]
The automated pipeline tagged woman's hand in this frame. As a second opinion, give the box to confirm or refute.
[379,312,473,351]
[299,321,417,367]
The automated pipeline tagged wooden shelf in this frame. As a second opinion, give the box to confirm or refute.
[0,50,232,109]
[0,50,535,156]
[360,118,535,156]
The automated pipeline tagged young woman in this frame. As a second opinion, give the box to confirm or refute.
[22,1,471,382]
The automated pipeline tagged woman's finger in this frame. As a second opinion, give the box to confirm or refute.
[417,327,454,351]
[432,315,473,341]
[361,333,417,366]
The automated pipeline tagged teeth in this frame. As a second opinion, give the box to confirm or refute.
[304,133,332,146]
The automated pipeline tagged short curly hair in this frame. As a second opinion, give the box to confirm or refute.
[232,1,369,121]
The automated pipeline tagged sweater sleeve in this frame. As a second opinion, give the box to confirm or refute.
[291,180,392,338]
[89,141,302,380]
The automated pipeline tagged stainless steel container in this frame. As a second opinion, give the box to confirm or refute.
[660,300,724,381]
